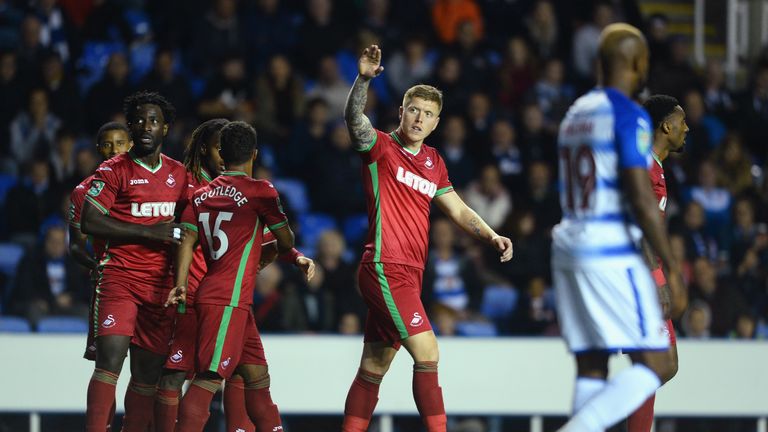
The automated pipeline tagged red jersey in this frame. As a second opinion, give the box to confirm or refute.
[184,169,214,304]
[358,130,453,270]
[649,155,667,217]
[181,172,288,309]
[84,152,189,284]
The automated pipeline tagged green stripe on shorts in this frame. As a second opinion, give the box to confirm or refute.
[209,306,234,373]
[375,263,408,339]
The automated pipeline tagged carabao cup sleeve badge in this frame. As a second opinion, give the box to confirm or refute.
[88,180,105,197]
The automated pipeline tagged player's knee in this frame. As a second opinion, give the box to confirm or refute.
[158,370,187,390]
[360,356,394,376]
[661,353,679,384]
[95,350,127,374]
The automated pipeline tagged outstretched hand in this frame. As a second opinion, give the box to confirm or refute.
[358,44,384,79]
[492,236,514,262]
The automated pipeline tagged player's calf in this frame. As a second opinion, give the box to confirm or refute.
[177,374,222,432]
[154,369,187,432]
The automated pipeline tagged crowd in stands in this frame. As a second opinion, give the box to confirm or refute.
[0,0,766,342]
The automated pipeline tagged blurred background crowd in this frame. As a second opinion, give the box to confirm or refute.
[0,0,766,346]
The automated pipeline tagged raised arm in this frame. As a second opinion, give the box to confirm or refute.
[344,45,384,150]
[623,167,687,318]
[434,191,513,262]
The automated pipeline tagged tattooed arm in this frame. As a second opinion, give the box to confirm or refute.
[434,191,514,262]
[345,45,384,151]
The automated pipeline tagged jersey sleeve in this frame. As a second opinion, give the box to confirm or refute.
[180,196,198,233]
[68,186,85,228]
[357,129,389,165]
[614,105,652,170]
[256,182,289,231]
[84,163,120,215]
[261,226,276,245]
[433,153,454,197]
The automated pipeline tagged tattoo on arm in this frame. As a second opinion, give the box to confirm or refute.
[344,76,376,150]
[468,217,482,238]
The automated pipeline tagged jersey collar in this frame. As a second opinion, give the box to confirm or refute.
[222,171,247,176]
[200,169,213,182]
[651,151,663,168]
[130,152,163,174]
[390,131,421,156]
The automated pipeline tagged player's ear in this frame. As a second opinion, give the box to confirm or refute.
[398,106,403,120]
[662,121,671,134]
[163,124,169,136]
[128,140,134,150]
[431,116,440,131]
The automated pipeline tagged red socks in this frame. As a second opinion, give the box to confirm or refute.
[244,373,282,432]
[153,388,181,432]
[122,379,157,431]
[176,379,220,432]
[342,368,384,432]
[224,376,255,432]
[627,394,656,432]
[86,368,119,431]
[413,362,446,432]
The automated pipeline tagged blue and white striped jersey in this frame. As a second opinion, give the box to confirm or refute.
[552,87,653,267]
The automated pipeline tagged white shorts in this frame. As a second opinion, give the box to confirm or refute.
[553,257,669,353]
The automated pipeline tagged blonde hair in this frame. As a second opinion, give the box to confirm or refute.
[402,84,443,113]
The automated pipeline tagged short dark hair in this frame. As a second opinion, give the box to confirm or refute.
[185,118,229,182]
[219,121,257,166]
[643,94,679,131]
[96,121,129,145]
[123,90,176,125]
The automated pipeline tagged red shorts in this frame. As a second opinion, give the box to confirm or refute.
[93,274,175,356]
[359,262,431,348]
[651,268,677,345]
[165,306,197,371]
[195,304,267,379]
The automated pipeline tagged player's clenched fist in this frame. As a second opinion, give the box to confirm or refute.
[358,44,384,79]
[144,222,186,244]
[165,284,187,307]
[296,256,316,282]
[492,235,514,262]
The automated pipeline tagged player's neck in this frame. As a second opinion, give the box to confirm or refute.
[223,162,252,177]
[652,142,669,162]
[130,147,162,169]
[394,128,423,153]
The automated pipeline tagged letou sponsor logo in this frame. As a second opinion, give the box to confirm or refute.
[130,202,177,217]
[102,314,116,328]
[396,167,437,198]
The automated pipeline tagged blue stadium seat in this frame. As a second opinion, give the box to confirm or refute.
[455,321,498,337]
[0,242,24,277]
[343,213,368,245]
[0,316,31,333]
[36,316,89,333]
[480,285,519,319]
[273,178,310,214]
[0,174,17,205]
[297,212,337,250]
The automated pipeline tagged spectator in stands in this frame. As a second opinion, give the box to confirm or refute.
[678,201,719,262]
[484,118,524,192]
[10,88,62,166]
[497,36,537,114]
[197,54,253,122]
[686,159,732,243]
[49,129,77,185]
[296,0,347,77]
[285,97,330,180]
[280,260,335,333]
[650,36,701,102]
[243,0,298,72]
[84,52,132,132]
[524,0,560,59]
[8,223,89,326]
[431,0,484,45]
[40,51,81,131]
[492,209,550,288]
[0,0,23,51]
[731,312,758,339]
[6,158,63,246]
[437,115,476,190]
[386,34,434,97]
[737,62,768,162]
[431,303,459,336]
[572,1,615,84]
[670,233,693,284]
[703,59,736,125]
[306,56,350,119]
[682,89,726,164]
[519,103,556,167]
[681,300,712,339]
[313,230,363,328]
[138,48,194,119]
[17,15,46,77]
[520,161,560,232]
[714,133,754,196]
[463,164,512,231]
[253,54,305,146]
[189,0,245,77]
[451,19,492,92]
[689,258,747,337]
[728,197,768,313]
[33,0,72,63]
[0,51,24,157]
[69,147,99,186]
[430,54,469,117]
[465,91,494,150]
[423,218,482,318]
[338,312,362,335]
[529,57,574,131]
[80,0,132,43]
[360,0,404,52]
[646,13,671,71]
[253,262,287,332]
[309,122,364,219]
[510,276,556,336]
